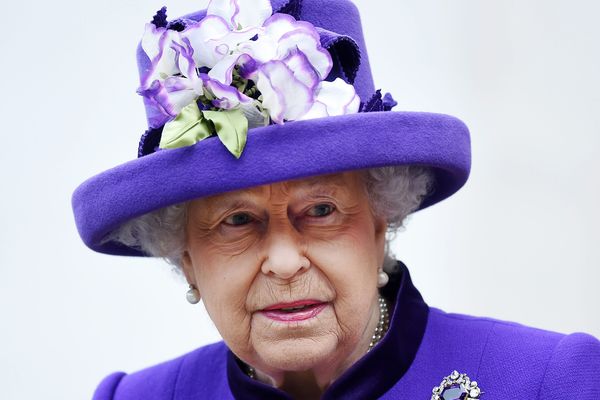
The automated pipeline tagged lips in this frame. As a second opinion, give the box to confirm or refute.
[261,300,328,322]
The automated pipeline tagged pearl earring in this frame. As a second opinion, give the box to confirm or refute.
[186,284,201,304]
[377,268,389,288]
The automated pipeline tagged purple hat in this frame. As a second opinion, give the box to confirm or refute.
[72,0,471,256]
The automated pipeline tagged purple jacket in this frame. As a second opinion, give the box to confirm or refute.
[93,262,600,399]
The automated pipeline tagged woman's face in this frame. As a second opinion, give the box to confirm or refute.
[182,171,387,382]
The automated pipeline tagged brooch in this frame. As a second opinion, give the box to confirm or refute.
[431,370,482,400]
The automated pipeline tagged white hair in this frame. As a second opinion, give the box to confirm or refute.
[104,165,435,272]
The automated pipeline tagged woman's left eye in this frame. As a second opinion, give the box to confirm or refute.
[223,212,253,226]
[306,204,335,217]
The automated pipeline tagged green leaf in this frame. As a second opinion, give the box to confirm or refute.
[159,102,213,150]
[202,108,249,159]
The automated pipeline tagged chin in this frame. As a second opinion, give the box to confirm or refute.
[256,336,338,371]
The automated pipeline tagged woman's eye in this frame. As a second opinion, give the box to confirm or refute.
[307,204,335,217]
[223,213,253,226]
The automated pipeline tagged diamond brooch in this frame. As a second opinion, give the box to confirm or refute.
[431,370,482,400]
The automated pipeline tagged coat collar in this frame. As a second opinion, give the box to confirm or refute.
[226,260,429,399]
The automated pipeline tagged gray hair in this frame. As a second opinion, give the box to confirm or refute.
[104,165,435,272]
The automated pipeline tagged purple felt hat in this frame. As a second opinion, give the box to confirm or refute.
[72,0,471,256]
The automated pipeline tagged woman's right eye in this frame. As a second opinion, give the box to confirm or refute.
[223,212,253,226]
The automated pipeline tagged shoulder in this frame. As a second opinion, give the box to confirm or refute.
[430,307,600,355]
[92,341,232,400]
[538,331,600,398]
[423,308,600,399]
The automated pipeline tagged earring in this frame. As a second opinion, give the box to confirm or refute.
[186,284,201,304]
[377,268,389,288]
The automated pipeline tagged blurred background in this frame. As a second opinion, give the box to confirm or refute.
[1,0,598,398]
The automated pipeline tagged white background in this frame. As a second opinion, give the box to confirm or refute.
[1,0,599,399]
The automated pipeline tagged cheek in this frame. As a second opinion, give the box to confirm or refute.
[306,217,380,304]
[299,229,379,349]
[191,247,259,349]
[310,213,379,268]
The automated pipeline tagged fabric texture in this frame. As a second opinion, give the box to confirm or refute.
[71,0,472,256]
[92,262,600,399]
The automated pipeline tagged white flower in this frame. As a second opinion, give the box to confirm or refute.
[298,78,361,120]
[140,23,185,88]
[181,16,261,70]
[255,51,319,123]
[207,0,273,29]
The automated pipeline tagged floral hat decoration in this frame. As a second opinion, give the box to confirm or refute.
[72,0,471,256]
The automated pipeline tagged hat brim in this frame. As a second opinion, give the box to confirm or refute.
[72,111,471,256]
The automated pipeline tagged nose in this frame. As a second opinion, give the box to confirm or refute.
[260,219,310,280]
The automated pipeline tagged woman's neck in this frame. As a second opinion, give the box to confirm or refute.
[280,370,323,399]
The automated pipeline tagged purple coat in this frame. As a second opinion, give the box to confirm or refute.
[93,262,600,399]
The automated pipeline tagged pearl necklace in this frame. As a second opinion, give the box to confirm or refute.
[246,294,390,379]
[368,294,390,351]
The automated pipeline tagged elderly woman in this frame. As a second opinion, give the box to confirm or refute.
[73,0,600,399]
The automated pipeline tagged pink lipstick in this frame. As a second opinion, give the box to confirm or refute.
[261,300,327,322]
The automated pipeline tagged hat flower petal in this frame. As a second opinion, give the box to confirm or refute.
[255,58,316,124]
[299,78,360,120]
[207,0,273,29]
[140,24,183,88]
[238,13,332,80]
[182,15,261,69]
[232,0,273,29]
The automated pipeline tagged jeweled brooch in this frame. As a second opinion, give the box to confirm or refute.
[431,370,482,400]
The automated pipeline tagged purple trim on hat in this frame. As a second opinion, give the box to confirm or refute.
[361,89,384,112]
[383,92,398,111]
[73,111,470,256]
[166,18,195,32]
[316,27,360,84]
[151,7,168,28]
[138,127,164,158]
[361,89,397,113]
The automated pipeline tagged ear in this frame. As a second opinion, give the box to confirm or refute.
[181,250,198,288]
[373,215,388,268]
